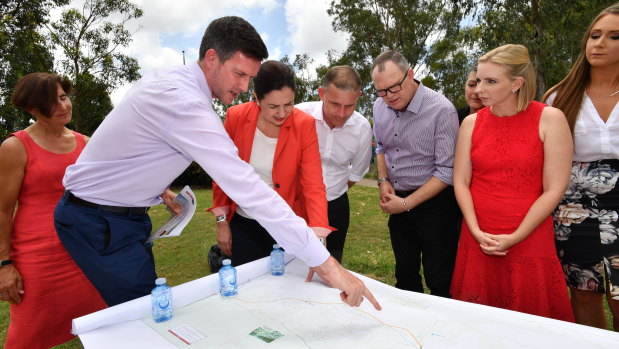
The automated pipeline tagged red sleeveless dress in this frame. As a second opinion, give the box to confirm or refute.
[6,130,107,348]
[450,101,574,321]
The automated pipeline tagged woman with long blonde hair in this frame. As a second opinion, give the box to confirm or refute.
[543,3,619,330]
[450,44,574,321]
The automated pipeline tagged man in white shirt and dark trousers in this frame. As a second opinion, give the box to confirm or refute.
[53,17,380,310]
[296,66,372,263]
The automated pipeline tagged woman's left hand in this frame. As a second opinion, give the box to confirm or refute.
[479,233,517,256]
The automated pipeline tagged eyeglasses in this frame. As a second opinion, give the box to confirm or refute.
[374,68,409,97]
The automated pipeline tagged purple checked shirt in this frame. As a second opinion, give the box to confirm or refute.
[373,81,458,191]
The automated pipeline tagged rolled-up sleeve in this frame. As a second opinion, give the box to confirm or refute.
[349,123,372,182]
[432,106,458,185]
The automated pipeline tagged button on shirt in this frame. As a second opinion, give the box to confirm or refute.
[547,92,619,162]
[296,101,373,201]
[373,81,458,191]
[62,61,329,267]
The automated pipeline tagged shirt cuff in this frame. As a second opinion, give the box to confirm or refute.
[293,235,330,267]
[348,174,363,182]
[206,206,230,216]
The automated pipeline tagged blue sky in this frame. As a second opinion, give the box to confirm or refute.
[53,0,350,104]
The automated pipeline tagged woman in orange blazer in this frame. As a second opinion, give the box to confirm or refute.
[209,60,332,266]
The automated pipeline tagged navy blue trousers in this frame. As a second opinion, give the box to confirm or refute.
[54,195,156,306]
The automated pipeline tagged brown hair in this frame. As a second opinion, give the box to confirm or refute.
[322,65,362,91]
[542,3,619,134]
[478,44,537,112]
[11,72,72,118]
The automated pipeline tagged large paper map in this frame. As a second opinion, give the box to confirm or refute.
[140,259,618,349]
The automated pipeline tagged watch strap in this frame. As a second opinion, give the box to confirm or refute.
[377,177,390,185]
[0,260,13,267]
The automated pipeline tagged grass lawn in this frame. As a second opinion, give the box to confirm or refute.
[0,186,614,347]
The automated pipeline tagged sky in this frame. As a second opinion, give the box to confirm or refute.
[53,0,350,105]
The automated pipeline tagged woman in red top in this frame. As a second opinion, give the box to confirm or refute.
[209,61,332,266]
[0,73,107,348]
[450,45,574,321]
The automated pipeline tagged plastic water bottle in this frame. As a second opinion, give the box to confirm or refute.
[270,244,285,276]
[151,277,173,323]
[219,259,238,297]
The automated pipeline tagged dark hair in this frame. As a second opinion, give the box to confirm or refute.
[322,65,361,91]
[371,50,410,75]
[11,72,72,118]
[199,16,268,63]
[253,61,296,101]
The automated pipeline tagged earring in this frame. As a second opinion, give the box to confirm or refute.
[512,90,517,94]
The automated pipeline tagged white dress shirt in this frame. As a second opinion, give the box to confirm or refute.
[296,101,372,201]
[547,93,619,162]
[63,62,329,267]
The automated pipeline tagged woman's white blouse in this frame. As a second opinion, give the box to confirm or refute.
[547,93,619,162]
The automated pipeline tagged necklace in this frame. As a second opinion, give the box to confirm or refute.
[588,88,619,97]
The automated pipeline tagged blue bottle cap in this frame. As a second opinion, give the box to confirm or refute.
[273,244,280,249]
[222,259,231,266]
[155,277,166,285]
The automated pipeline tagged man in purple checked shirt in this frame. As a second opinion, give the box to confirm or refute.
[370,50,459,298]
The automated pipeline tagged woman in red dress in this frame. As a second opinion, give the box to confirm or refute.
[450,44,575,321]
[0,73,107,348]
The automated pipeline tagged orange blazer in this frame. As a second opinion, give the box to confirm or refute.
[211,101,331,230]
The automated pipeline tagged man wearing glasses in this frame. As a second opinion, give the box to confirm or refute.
[370,50,459,298]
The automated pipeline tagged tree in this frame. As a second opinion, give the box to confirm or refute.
[48,0,143,134]
[463,0,611,98]
[280,54,321,104]
[326,0,464,117]
[0,0,68,139]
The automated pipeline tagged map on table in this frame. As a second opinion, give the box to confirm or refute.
[141,259,618,349]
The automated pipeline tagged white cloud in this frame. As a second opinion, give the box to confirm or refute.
[284,0,349,67]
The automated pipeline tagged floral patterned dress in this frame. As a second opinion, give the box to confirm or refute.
[450,101,574,321]
[554,160,619,299]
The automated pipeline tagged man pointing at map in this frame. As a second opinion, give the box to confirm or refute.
[53,16,381,311]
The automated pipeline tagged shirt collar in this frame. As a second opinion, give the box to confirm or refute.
[189,61,212,102]
[389,79,424,114]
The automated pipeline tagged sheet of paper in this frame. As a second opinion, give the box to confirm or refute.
[147,185,197,242]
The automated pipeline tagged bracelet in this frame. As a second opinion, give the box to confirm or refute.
[0,260,12,267]
[402,197,411,212]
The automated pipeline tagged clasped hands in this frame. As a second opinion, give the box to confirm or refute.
[472,229,516,256]
[378,182,410,214]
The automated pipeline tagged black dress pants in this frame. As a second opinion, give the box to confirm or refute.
[327,192,350,263]
[230,214,276,267]
[388,186,459,298]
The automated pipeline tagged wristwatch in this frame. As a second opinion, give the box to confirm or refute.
[318,238,327,247]
[377,177,390,186]
[215,214,227,223]
[0,260,12,267]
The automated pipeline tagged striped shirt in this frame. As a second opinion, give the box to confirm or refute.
[373,81,458,191]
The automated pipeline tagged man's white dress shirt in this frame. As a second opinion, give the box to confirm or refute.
[296,101,372,201]
[63,62,329,266]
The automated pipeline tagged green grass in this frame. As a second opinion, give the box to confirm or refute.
[0,186,614,347]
